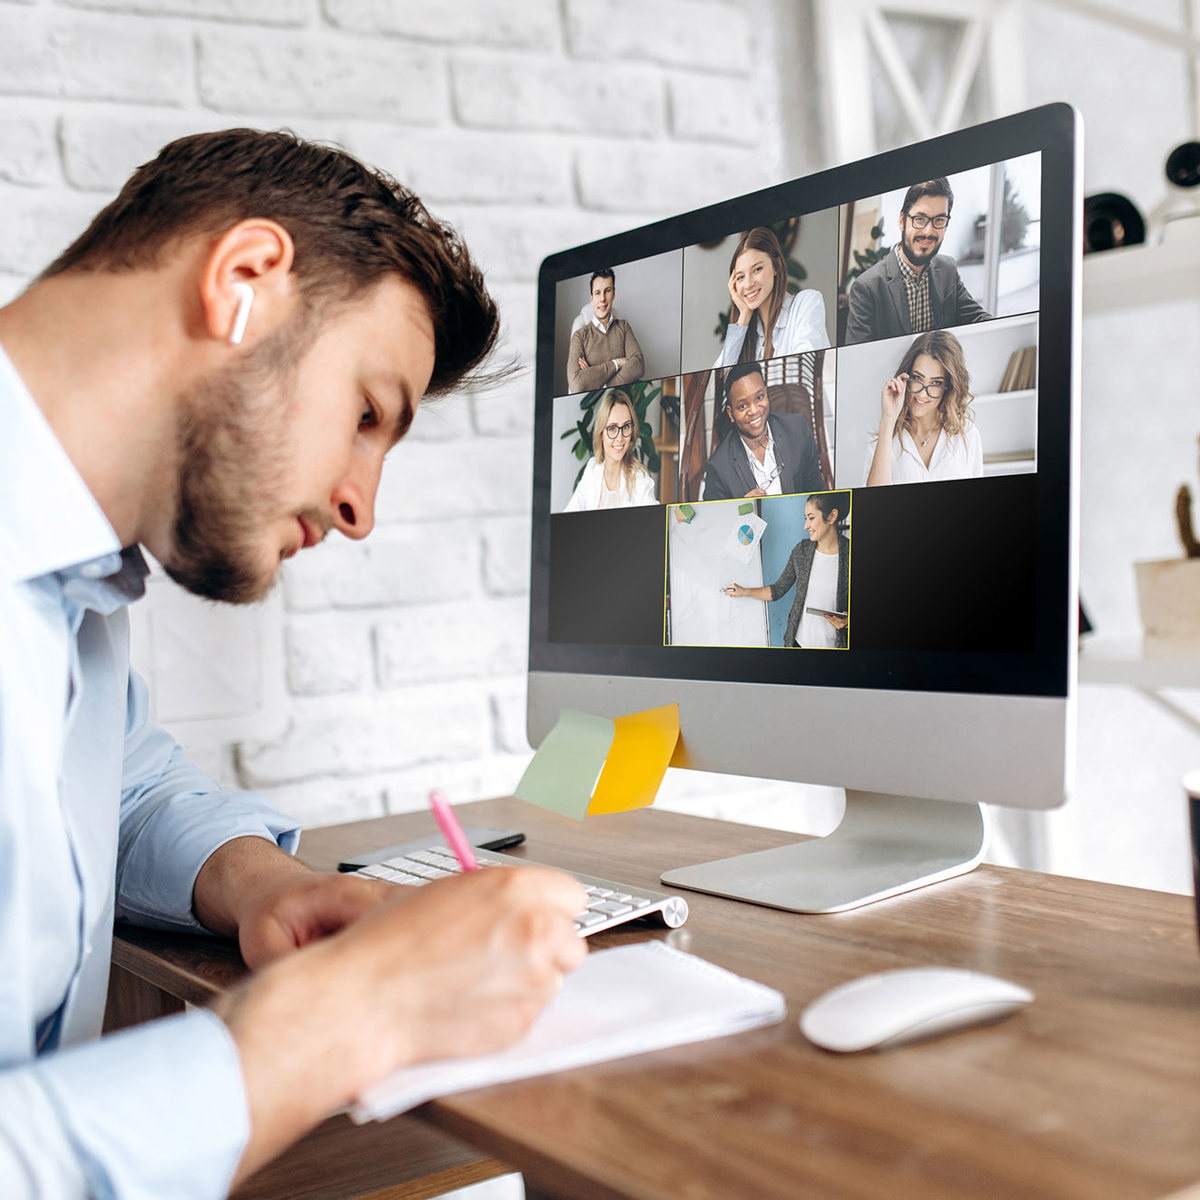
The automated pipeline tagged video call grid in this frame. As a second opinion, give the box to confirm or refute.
[548,153,1043,518]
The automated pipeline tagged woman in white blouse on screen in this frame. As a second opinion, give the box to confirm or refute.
[714,226,831,368]
[563,389,656,511]
[864,329,983,486]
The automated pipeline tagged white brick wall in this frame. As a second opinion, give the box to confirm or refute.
[324,0,561,49]
[0,0,790,837]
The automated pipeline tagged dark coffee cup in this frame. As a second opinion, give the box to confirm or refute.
[1187,772,1200,941]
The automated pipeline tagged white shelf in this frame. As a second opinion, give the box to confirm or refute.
[1078,636,1200,688]
[1083,233,1200,313]
[973,387,1037,406]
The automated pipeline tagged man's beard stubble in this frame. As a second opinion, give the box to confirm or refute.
[163,314,309,605]
[902,229,941,269]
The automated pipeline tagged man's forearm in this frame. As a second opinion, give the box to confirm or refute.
[570,360,614,392]
[193,835,309,937]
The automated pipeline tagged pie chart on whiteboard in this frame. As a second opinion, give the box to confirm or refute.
[737,525,756,546]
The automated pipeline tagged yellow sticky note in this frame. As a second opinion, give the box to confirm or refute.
[587,704,680,816]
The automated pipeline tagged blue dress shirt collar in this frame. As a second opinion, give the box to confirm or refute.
[0,342,122,586]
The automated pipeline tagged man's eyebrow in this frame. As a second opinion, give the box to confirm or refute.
[389,380,416,447]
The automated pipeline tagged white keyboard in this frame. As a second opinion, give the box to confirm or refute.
[355,845,689,936]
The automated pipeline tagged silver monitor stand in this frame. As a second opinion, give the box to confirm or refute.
[660,791,988,913]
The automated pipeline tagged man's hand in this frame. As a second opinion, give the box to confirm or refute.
[193,836,394,969]
[213,865,587,1185]
[578,354,589,370]
[236,870,396,970]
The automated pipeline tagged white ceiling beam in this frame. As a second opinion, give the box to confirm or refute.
[987,1,1028,117]
[815,0,879,163]
[1038,0,1200,56]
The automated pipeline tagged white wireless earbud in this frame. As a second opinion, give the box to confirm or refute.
[228,282,254,346]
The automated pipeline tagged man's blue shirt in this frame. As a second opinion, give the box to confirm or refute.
[0,344,301,1198]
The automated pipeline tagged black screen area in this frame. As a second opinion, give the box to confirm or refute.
[548,507,666,645]
[849,475,1035,653]
[546,474,1036,653]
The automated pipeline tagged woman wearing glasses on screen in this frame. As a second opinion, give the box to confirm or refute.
[714,226,831,369]
[563,389,657,511]
[722,491,850,649]
[864,329,982,486]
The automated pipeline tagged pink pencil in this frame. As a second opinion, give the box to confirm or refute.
[429,789,479,872]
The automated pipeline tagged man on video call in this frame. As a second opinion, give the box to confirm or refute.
[0,129,587,1199]
[702,361,825,501]
[566,267,645,394]
[844,177,991,345]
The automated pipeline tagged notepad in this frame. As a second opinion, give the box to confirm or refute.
[351,942,786,1122]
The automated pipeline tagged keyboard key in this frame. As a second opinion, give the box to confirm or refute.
[589,899,633,917]
[408,850,453,866]
[391,861,442,879]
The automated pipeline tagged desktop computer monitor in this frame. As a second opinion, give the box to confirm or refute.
[528,104,1080,913]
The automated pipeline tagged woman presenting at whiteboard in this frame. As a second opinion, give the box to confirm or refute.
[722,492,850,649]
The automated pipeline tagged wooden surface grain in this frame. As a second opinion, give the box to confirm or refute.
[111,798,1200,1200]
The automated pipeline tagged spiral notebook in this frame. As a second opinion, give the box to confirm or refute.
[352,941,786,1122]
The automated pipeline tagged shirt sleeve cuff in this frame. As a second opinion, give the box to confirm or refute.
[19,1007,248,1200]
[117,790,301,932]
[721,323,748,362]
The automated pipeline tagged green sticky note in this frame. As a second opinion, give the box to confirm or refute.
[679,504,695,521]
[737,502,755,516]
[514,709,615,820]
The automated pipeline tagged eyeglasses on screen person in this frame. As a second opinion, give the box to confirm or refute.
[906,376,947,399]
[904,213,950,230]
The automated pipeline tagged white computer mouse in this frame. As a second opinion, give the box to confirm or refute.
[800,967,1033,1053]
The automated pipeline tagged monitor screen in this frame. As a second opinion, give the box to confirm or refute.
[528,105,1078,854]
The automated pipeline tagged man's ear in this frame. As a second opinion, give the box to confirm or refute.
[198,218,297,348]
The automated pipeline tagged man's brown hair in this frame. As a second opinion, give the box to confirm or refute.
[41,128,501,396]
[901,177,955,216]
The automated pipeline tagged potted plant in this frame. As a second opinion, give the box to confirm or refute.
[1135,438,1200,645]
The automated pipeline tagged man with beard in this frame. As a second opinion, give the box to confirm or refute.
[843,178,991,345]
[0,129,586,1199]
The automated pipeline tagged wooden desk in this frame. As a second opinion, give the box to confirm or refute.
[108,797,1200,1200]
